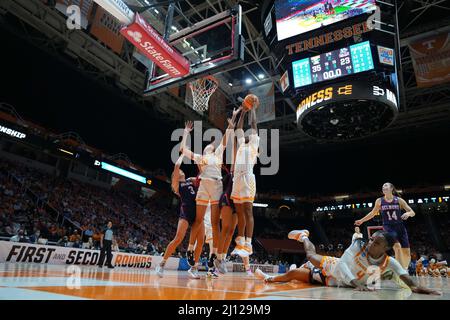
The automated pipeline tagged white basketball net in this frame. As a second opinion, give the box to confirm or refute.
[189,76,218,112]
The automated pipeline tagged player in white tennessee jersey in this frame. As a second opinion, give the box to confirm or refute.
[181,108,241,275]
[255,230,441,295]
[231,107,259,260]
[352,226,364,243]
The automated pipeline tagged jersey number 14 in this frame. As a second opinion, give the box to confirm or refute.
[386,211,398,221]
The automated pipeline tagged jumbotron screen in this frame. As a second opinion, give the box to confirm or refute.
[275,0,377,41]
[292,41,374,88]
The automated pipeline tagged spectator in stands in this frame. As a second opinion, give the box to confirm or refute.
[3,223,13,236]
[48,223,58,241]
[81,237,93,250]
[82,225,94,249]
[10,229,28,243]
[69,229,81,243]
[147,241,156,255]
[72,239,81,248]
[112,239,119,252]
[29,230,41,244]
[57,236,69,247]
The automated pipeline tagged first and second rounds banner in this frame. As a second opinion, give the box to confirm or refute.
[0,241,179,270]
[0,241,278,273]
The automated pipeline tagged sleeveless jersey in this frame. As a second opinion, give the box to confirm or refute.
[179,179,197,213]
[380,196,403,225]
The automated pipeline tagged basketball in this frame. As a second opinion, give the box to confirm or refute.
[243,94,259,110]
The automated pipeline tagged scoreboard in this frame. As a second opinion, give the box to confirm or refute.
[292,41,374,88]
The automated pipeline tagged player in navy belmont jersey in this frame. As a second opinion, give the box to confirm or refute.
[355,182,416,269]
[155,154,204,279]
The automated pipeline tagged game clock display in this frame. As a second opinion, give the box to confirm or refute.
[292,41,374,88]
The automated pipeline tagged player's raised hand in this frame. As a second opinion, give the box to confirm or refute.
[227,118,236,129]
[354,220,363,226]
[232,106,242,118]
[184,120,193,133]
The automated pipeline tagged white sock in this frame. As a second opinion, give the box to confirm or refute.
[245,237,252,244]
[243,256,250,270]
[208,241,213,254]
[160,259,167,267]
[301,235,308,242]
[236,236,244,245]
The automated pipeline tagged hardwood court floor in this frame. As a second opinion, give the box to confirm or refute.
[0,263,449,300]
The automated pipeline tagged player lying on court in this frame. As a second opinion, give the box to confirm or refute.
[255,229,441,295]
[155,153,204,279]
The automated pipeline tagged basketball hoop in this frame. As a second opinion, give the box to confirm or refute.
[188,76,218,112]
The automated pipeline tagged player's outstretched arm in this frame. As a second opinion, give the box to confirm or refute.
[236,104,247,131]
[399,274,442,295]
[180,120,197,160]
[399,198,416,220]
[250,107,257,134]
[355,198,381,226]
[221,107,241,148]
[171,154,184,195]
[235,103,248,146]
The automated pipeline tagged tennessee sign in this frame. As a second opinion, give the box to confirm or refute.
[286,21,372,56]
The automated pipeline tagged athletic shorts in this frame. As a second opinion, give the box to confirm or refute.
[319,256,340,287]
[299,261,326,285]
[196,179,223,206]
[219,173,236,212]
[383,224,410,248]
[179,205,195,225]
[231,173,256,204]
[219,193,236,212]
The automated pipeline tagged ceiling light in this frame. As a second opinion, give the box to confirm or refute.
[330,119,339,125]
[245,78,252,84]
[258,73,265,79]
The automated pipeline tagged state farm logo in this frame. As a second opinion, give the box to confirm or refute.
[127,30,142,43]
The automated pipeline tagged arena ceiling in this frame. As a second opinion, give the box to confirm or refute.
[1,0,449,148]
